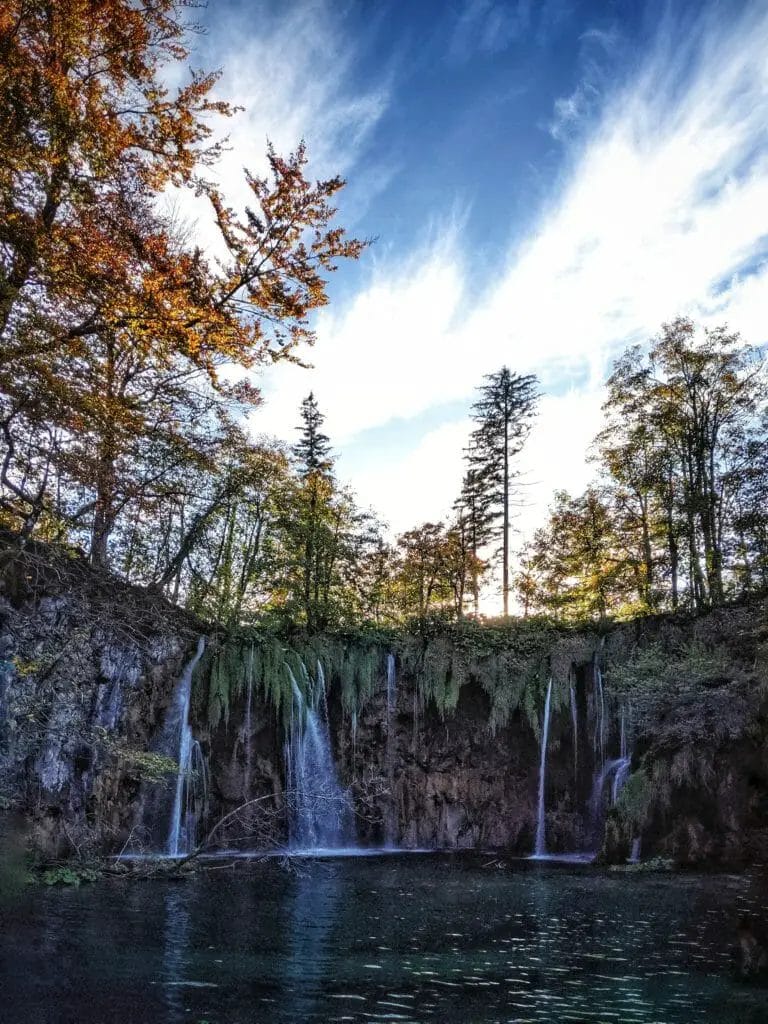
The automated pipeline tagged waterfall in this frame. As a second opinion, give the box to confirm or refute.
[594,665,606,765]
[587,755,630,850]
[386,653,396,722]
[569,676,578,782]
[284,660,355,852]
[611,757,631,804]
[167,636,207,857]
[243,644,254,801]
[629,836,642,864]
[534,677,553,857]
[385,653,397,846]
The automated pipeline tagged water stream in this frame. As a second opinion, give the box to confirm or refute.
[533,677,553,857]
[166,636,207,856]
[284,661,356,852]
[385,653,398,846]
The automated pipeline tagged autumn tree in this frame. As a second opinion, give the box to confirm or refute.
[516,488,637,622]
[466,368,538,616]
[392,522,454,621]
[0,2,365,568]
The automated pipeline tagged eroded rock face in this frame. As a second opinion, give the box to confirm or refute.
[0,544,198,858]
[3,538,768,868]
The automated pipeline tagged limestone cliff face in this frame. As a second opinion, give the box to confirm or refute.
[3,537,768,867]
[0,540,198,857]
[200,606,768,867]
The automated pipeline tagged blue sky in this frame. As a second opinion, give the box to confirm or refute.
[186,0,768,608]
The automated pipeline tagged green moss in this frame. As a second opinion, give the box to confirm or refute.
[606,639,733,697]
[614,768,654,830]
[40,865,100,886]
[116,748,177,784]
[191,616,601,740]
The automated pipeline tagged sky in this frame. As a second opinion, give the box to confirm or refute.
[186,0,768,610]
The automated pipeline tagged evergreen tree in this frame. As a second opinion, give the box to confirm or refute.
[467,367,538,615]
[289,393,334,630]
[454,462,495,615]
[292,393,333,477]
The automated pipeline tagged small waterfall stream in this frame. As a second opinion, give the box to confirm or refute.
[569,675,578,783]
[385,653,397,846]
[284,661,355,852]
[167,636,207,857]
[243,644,255,802]
[534,677,553,857]
[594,665,606,765]
[586,702,631,853]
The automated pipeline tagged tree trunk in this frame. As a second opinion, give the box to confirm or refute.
[502,400,509,617]
[90,442,117,567]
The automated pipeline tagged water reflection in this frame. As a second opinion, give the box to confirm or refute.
[161,885,193,1024]
[282,862,342,1017]
[2,857,767,1023]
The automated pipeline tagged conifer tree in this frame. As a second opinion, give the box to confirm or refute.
[454,463,494,615]
[292,393,333,478]
[289,393,335,630]
[467,367,538,615]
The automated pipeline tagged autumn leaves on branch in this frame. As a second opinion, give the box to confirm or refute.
[0,0,365,558]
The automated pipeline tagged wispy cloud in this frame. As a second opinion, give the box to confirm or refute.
[547,25,621,140]
[449,0,532,59]
[167,1,391,248]
[254,0,768,578]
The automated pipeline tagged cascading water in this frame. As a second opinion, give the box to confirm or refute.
[569,675,578,782]
[243,644,255,801]
[284,660,356,852]
[167,636,207,857]
[586,755,631,851]
[533,677,553,857]
[384,653,398,846]
[386,653,396,721]
[594,665,606,765]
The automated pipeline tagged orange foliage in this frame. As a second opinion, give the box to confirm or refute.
[0,0,366,561]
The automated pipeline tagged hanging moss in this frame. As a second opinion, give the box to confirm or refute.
[338,642,381,713]
[614,767,654,830]
[190,615,606,741]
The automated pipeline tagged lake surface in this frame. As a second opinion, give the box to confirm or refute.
[3,854,768,1023]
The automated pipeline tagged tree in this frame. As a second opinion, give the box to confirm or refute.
[392,522,453,621]
[454,464,494,615]
[516,488,637,622]
[590,319,768,614]
[0,3,366,566]
[467,367,538,615]
[289,394,334,631]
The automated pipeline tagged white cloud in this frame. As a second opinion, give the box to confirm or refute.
[350,419,472,534]
[450,0,531,59]
[247,2,768,610]
[253,224,468,443]
[165,1,390,252]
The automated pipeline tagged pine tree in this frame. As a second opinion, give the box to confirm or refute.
[292,393,333,478]
[454,463,494,615]
[290,393,334,630]
[467,367,538,616]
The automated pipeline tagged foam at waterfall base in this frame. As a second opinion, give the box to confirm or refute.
[202,846,434,860]
[528,851,596,864]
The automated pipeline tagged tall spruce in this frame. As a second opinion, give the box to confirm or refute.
[468,367,538,615]
[291,393,334,630]
[293,393,333,478]
[454,463,495,615]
